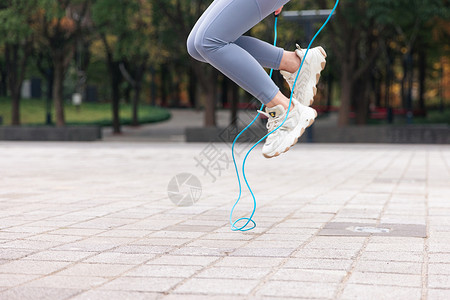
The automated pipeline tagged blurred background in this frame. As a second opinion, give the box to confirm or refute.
[0,0,449,135]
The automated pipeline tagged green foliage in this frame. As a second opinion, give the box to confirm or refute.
[92,0,148,59]
[0,0,36,43]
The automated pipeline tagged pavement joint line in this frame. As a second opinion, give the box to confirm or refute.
[333,149,407,299]
[159,211,301,298]
[153,157,371,299]
[247,149,388,298]
[67,203,241,299]
[156,196,324,297]
[1,203,182,292]
[421,152,430,300]
[0,197,168,259]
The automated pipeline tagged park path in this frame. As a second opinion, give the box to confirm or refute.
[0,142,449,299]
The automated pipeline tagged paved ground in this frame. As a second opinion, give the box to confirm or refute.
[0,141,449,299]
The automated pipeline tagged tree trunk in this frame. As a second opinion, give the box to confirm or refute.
[0,63,6,97]
[354,76,370,125]
[338,64,353,126]
[190,63,217,127]
[53,58,65,127]
[5,43,29,126]
[150,66,157,106]
[203,71,217,127]
[132,84,140,126]
[221,75,228,108]
[160,64,168,107]
[418,49,426,114]
[188,66,197,108]
[110,62,122,134]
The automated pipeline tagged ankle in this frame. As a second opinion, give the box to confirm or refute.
[265,91,294,111]
[280,51,301,73]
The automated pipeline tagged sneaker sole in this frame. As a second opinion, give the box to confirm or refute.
[263,109,317,159]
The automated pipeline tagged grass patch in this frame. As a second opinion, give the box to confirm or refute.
[415,109,450,125]
[0,97,171,126]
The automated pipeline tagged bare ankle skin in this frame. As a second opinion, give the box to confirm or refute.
[279,51,301,73]
[265,91,294,111]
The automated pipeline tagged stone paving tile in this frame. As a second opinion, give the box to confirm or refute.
[99,276,183,293]
[110,245,172,254]
[283,258,354,271]
[348,271,422,287]
[83,252,154,265]
[255,280,339,298]
[0,239,62,250]
[253,233,313,241]
[173,278,259,295]
[230,247,296,258]
[429,274,450,289]
[170,246,233,256]
[293,248,359,260]
[22,250,96,262]
[428,288,450,300]
[215,257,283,268]
[129,238,191,247]
[51,237,136,252]
[429,253,450,264]
[0,260,71,275]
[73,290,161,300]
[359,251,423,262]
[146,255,219,266]
[163,295,244,300]
[25,275,108,289]
[49,228,107,236]
[124,265,203,278]
[0,249,35,260]
[54,263,134,277]
[270,268,346,283]
[0,286,82,300]
[0,274,39,288]
[26,234,84,244]
[429,263,450,275]
[186,239,248,249]
[195,266,271,280]
[150,230,205,239]
[354,260,422,274]
[341,284,422,300]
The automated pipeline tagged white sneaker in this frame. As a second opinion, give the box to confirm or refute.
[280,45,327,107]
[259,99,317,158]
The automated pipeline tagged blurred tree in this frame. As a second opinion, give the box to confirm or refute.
[34,0,91,127]
[92,0,155,133]
[370,0,449,121]
[0,47,6,97]
[0,0,36,125]
[118,0,157,127]
[152,0,219,127]
[325,0,383,126]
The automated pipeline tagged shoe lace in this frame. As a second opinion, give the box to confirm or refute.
[257,110,287,131]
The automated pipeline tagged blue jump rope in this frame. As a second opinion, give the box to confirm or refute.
[229,1,339,232]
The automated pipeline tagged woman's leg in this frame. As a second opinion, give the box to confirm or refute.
[188,0,290,106]
[187,1,290,70]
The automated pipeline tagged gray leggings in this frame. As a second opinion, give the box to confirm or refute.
[187,0,290,105]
